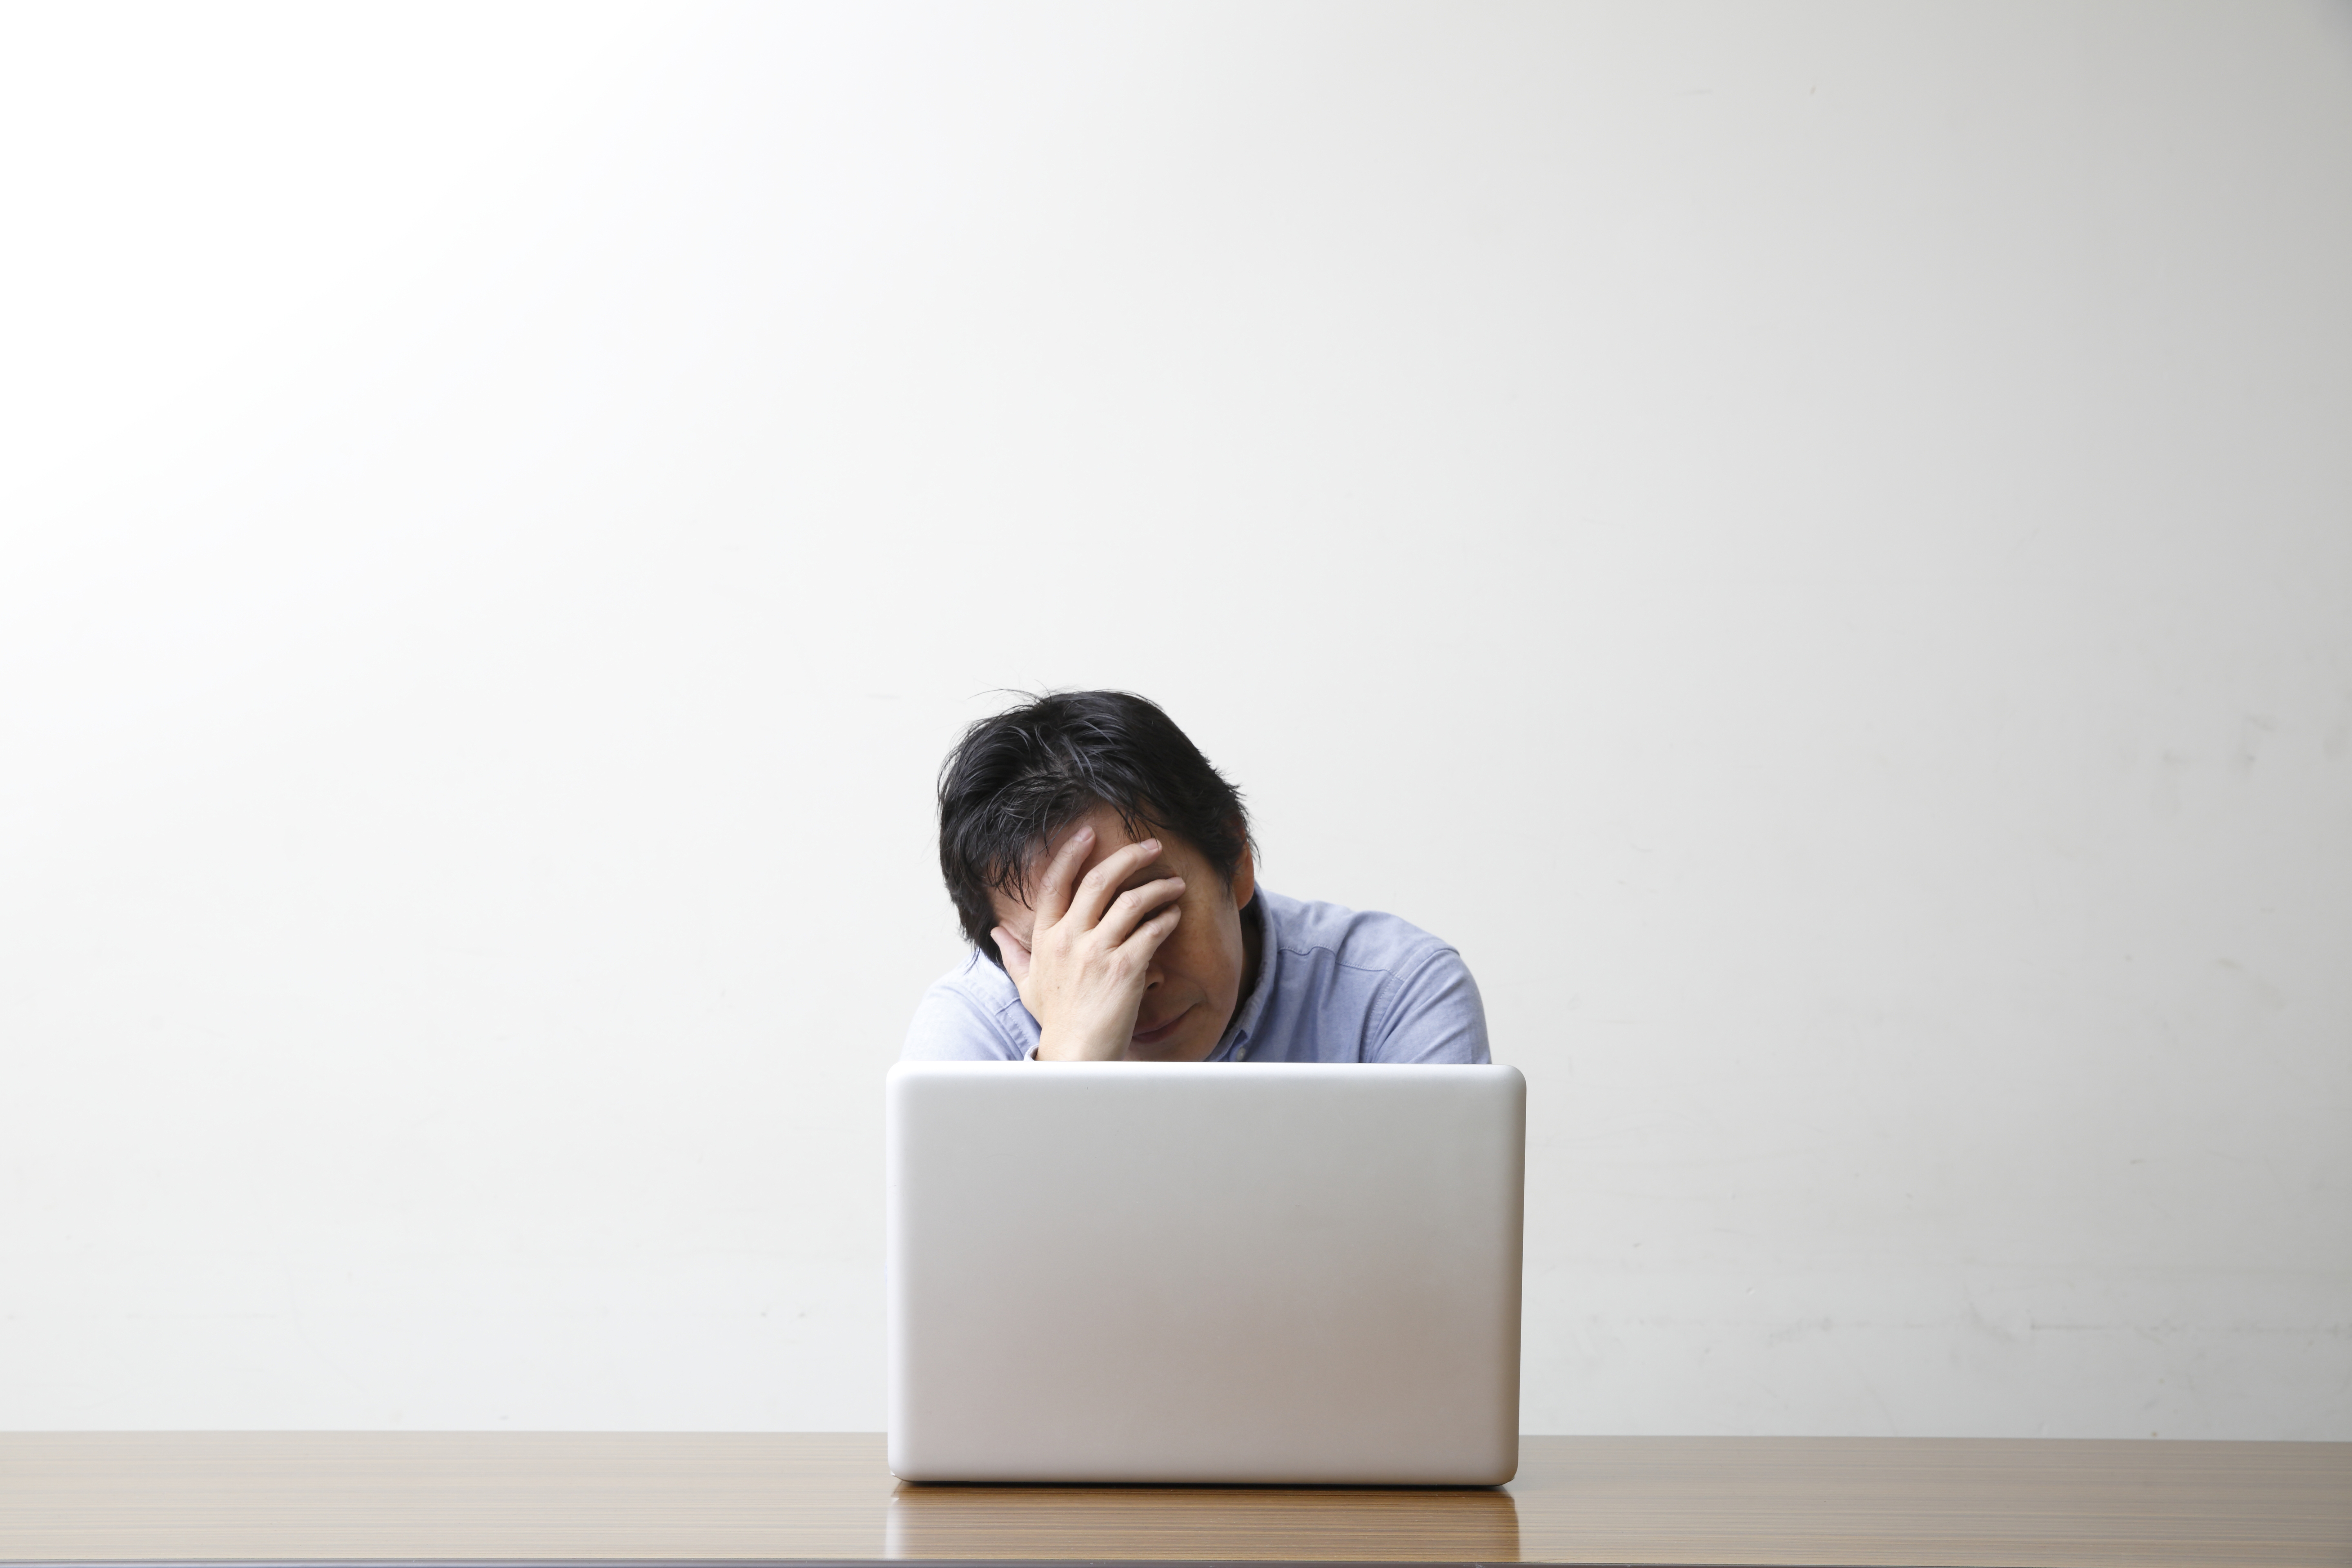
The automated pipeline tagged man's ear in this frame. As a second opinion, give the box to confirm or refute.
[1229,827,1256,911]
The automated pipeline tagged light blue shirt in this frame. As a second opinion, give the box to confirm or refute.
[901,889,1490,1063]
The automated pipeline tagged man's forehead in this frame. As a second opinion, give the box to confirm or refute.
[995,811,1163,918]
[1038,807,1152,862]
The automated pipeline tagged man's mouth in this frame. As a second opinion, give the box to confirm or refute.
[1129,1007,1192,1047]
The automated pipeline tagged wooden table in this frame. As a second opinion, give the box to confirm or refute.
[3,1433,2346,1568]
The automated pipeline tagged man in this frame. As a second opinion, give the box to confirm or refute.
[904,690,1488,1063]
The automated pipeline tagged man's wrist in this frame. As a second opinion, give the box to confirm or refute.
[1035,1024,1124,1062]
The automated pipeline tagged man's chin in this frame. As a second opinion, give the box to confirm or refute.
[1124,1004,1227,1062]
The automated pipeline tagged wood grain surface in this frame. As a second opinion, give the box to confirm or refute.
[2,1432,2346,1566]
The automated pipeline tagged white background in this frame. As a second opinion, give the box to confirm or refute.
[3,1,2347,1438]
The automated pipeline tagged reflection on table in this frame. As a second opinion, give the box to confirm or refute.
[886,1476,1519,1561]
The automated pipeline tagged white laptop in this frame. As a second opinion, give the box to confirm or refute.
[885,1060,1525,1485]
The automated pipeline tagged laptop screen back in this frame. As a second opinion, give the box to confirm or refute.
[886,1060,1525,1484]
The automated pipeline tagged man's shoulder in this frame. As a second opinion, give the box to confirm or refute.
[928,946,1024,1007]
[1250,889,1487,1063]
[902,949,1036,1060]
[1259,888,1460,977]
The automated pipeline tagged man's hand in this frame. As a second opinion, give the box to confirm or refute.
[993,824,1186,1060]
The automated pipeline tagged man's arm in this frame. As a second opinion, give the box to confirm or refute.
[1368,947,1491,1063]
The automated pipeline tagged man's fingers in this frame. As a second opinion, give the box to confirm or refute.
[1065,837,1163,933]
[1095,875,1186,948]
[1027,825,1096,927]
[1124,902,1183,963]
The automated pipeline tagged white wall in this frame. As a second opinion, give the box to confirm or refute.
[3,0,2347,1438]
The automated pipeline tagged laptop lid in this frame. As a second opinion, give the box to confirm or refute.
[886,1060,1525,1484]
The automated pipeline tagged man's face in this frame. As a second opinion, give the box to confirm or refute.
[991,802,1256,1062]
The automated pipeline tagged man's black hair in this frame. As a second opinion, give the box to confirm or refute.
[938,690,1253,967]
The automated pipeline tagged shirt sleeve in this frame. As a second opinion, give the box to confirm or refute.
[1366,946,1491,1064]
[900,971,1037,1061]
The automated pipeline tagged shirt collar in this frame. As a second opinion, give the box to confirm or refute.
[1209,891,1279,1062]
